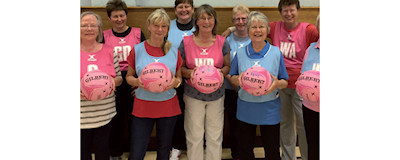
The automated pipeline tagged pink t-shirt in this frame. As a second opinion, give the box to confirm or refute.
[81,44,116,78]
[103,27,141,71]
[268,21,319,88]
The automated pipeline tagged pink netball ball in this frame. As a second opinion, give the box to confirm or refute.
[296,70,320,102]
[81,70,114,101]
[192,65,223,94]
[240,66,272,96]
[140,62,172,93]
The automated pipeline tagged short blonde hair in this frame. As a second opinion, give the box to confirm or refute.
[232,4,250,20]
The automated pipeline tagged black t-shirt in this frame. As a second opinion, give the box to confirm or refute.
[176,19,194,31]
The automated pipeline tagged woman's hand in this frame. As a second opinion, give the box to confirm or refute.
[221,27,232,37]
[80,90,87,100]
[165,71,181,91]
[263,74,288,96]
[225,73,241,92]
[189,66,197,84]
[217,69,225,88]
[134,76,145,88]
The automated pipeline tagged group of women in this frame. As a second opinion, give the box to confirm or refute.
[80,0,320,160]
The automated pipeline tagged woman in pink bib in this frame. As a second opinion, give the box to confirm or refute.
[80,11,122,160]
[102,1,145,159]
[178,4,231,160]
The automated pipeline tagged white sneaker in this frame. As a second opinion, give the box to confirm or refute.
[169,148,181,160]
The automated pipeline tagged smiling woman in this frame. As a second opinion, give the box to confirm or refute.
[80,11,123,160]
[178,4,231,160]
[124,8,183,160]
[80,13,102,44]
[103,1,145,159]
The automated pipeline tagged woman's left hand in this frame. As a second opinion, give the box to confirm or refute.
[218,69,225,88]
[263,74,279,96]
[165,71,180,91]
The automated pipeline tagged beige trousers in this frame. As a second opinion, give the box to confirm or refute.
[183,95,225,160]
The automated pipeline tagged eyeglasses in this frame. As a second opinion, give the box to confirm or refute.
[81,24,98,29]
[233,17,247,22]
[199,17,214,21]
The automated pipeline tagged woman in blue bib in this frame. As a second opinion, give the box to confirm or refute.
[226,11,289,160]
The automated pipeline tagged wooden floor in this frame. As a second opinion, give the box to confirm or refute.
[98,147,303,160]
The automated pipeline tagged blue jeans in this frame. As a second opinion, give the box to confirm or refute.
[129,115,177,160]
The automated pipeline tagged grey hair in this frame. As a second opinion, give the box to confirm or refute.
[81,11,103,42]
[246,11,270,34]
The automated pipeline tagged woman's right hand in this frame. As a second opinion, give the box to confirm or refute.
[133,76,145,88]
[221,28,232,37]
[80,90,87,100]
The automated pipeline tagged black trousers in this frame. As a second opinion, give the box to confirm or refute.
[81,122,112,160]
[302,105,320,160]
[109,71,135,156]
[171,85,187,150]
[237,120,281,160]
[224,89,240,159]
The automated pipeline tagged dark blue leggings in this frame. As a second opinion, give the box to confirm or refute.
[129,115,177,160]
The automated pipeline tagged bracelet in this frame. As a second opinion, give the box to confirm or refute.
[175,78,182,88]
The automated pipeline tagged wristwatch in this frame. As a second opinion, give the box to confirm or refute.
[175,78,182,88]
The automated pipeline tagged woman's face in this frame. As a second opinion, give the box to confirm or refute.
[196,12,215,34]
[175,2,194,23]
[81,14,99,41]
[148,21,169,40]
[233,12,248,33]
[109,10,127,30]
[248,20,267,43]
[280,4,298,27]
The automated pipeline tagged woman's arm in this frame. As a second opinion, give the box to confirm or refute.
[125,66,143,88]
[112,50,123,87]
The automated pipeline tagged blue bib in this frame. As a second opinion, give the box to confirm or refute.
[237,45,281,102]
[301,42,320,73]
[224,33,251,90]
[167,19,195,49]
[134,42,178,101]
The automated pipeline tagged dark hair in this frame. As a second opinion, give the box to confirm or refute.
[193,4,217,36]
[106,0,128,18]
[278,0,300,12]
[174,0,194,8]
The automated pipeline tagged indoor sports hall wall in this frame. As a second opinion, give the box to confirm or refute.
[80,6,319,40]
[81,0,319,7]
